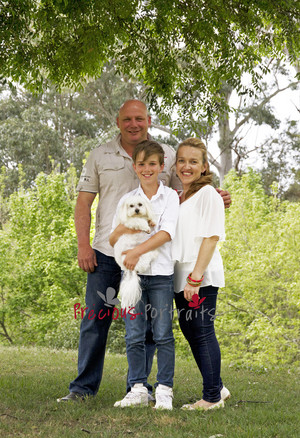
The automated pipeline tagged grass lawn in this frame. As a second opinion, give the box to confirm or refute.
[0,346,298,437]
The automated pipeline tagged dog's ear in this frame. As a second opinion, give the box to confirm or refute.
[117,200,129,225]
[144,199,156,225]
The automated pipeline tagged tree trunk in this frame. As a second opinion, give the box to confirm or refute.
[217,86,233,184]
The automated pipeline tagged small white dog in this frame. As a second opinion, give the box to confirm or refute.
[114,196,158,309]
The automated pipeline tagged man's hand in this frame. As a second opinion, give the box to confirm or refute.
[77,245,98,273]
[122,248,140,271]
[216,188,231,209]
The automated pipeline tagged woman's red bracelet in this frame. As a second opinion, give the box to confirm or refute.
[186,273,204,287]
[188,274,204,283]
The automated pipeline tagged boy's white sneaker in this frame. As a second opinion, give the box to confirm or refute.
[114,383,148,407]
[154,384,173,410]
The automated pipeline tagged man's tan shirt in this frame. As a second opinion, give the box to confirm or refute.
[77,134,181,257]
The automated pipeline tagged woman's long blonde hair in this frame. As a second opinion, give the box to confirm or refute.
[176,137,213,200]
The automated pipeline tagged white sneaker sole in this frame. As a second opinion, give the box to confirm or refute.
[153,404,173,410]
[114,397,148,408]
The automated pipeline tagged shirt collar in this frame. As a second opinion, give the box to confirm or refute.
[115,134,131,158]
[114,133,154,158]
[136,181,165,201]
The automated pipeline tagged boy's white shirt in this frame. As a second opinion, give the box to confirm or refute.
[111,181,180,275]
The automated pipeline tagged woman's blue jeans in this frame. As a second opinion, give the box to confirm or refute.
[125,274,175,388]
[175,286,222,402]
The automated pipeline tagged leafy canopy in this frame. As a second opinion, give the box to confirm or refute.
[1,0,299,116]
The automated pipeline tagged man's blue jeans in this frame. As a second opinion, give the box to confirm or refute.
[69,251,156,396]
[175,286,223,402]
[125,274,175,388]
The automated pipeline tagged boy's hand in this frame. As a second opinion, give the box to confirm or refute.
[216,188,231,208]
[122,248,140,271]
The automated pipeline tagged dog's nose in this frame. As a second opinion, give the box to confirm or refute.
[135,208,140,214]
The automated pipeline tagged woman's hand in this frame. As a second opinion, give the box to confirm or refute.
[183,283,200,302]
[122,248,141,271]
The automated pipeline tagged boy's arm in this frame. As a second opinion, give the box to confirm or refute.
[122,231,171,271]
[109,224,142,247]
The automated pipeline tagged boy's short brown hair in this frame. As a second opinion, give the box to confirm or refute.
[132,140,164,165]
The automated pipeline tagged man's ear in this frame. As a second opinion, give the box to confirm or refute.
[116,117,120,128]
[148,115,151,127]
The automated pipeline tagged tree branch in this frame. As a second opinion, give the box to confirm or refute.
[207,151,221,171]
[150,123,173,135]
[0,321,13,344]
[232,81,300,137]
[93,90,116,126]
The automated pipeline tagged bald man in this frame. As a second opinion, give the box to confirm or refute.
[57,100,230,402]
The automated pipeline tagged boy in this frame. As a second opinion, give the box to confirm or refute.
[109,140,179,410]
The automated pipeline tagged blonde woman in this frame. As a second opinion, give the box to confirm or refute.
[172,138,230,410]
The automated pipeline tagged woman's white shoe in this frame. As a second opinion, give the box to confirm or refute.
[181,399,225,411]
[221,386,231,401]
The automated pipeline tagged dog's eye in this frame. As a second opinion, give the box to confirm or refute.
[138,203,143,207]
[129,204,134,208]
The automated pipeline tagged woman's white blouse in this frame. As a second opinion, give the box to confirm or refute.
[172,184,225,292]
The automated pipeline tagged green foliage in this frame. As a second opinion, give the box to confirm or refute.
[0,67,146,194]
[107,314,126,354]
[44,306,82,350]
[217,169,300,368]
[283,170,300,202]
[259,120,300,199]
[0,166,86,345]
[0,83,100,194]
[1,1,299,118]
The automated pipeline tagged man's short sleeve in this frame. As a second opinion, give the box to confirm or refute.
[77,149,99,193]
[170,164,182,191]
